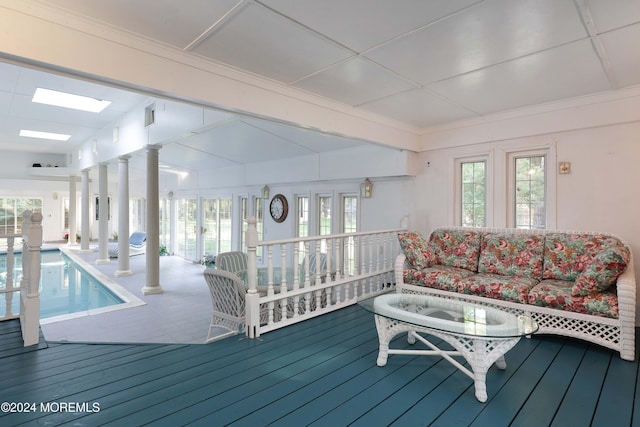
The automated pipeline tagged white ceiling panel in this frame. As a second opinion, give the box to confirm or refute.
[261,0,482,52]
[365,0,587,85]
[360,88,477,128]
[41,0,242,49]
[178,120,314,164]
[0,62,20,92]
[192,2,353,83]
[158,142,238,171]
[0,91,12,116]
[294,58,416,106]
[585,0,640,33]
[247,120,364,152]
[429,39,611,114]
[599,23,640,88]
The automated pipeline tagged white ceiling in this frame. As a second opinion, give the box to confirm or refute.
[1,0,640,171]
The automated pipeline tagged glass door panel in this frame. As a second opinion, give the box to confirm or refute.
[202,198,218,257]
[175,198,198,261]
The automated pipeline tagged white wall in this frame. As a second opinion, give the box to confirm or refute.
[414,121,640,323]
[0,178,68,242]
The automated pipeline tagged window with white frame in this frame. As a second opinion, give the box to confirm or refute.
[296,195,309,263]
[318,195,332,236]
[0,197,42,234]
[343,195,358,275]
[217,198,233,253]
[513,155,546,229]
[461,161,486,227]
[454,154,490,227]
[296,196,309,238]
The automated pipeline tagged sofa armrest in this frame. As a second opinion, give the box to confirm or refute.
[615,253,636,360]
[616,255,636,323]
[395,253,407,286]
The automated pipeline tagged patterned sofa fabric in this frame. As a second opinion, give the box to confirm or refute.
[528,279,619,319]
[397,231,435,269]
[403,265,474,292]
[457,273,539,304]
[428,229,481,272]
[573,243,630,296]
[543,233,626,282]
[478,233,544,279]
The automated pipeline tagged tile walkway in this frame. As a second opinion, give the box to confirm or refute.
[39,245,228,344]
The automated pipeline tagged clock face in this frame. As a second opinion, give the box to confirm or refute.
[270,194,288,223]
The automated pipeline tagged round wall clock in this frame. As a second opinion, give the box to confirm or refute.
[269,194,288,223]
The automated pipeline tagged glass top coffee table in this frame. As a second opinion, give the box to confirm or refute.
[359,293,538,402]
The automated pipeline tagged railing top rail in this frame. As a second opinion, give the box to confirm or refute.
[0,234,23,239]
[257,227,408,247]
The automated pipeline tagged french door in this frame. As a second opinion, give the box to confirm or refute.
[175,198,198,262]
[175,197,232,262]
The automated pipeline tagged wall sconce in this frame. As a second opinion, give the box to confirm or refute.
[262,185,270,199]
[360,178,373,198]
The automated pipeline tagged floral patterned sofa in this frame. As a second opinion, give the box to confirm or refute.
[395,227,636,361]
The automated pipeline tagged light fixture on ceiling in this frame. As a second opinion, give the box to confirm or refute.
[360,178,373,199]
[32,88,111,113]
[19,129,70,141]
[262,185,270,199]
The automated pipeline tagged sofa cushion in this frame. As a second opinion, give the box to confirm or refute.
[543,233,626,282]
[478,233,544,279]
[429,229,481,272]
[572,244,630,296]
[398,232,435,269]
[403,265,474,292]
[528,279,618,319]
[457,273,539,304]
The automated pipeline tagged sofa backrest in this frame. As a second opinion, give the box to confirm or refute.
[428,228,481,272]
[543,233,630,282]
[478,232,545,279]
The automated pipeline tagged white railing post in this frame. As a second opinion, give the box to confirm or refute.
[245,216,260,338]
[21,211,42,346]
[4,236,15,317]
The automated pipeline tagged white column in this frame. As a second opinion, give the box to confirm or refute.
[68,175,77,246]
[115,156,132,277]
[80,169,91,253]
[96,163,110,264]
[142,146,163,295]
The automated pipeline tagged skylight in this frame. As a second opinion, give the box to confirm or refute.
[32,88,111,113]
[19,130,71,141]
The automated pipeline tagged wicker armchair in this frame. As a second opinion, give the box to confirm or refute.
[216,251,248,276]
[203,268,269,343]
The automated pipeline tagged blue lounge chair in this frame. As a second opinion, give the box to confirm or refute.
[108,231,147,258]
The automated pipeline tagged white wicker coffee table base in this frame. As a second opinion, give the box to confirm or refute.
[374,316,521,402]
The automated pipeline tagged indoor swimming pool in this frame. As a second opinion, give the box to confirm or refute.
[0,249,125,319]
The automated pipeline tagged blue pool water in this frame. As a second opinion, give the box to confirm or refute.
[0,250,124,319]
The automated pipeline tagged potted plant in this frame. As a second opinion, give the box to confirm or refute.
[201,253,216,267]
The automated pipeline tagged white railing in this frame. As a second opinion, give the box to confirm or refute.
[0,211,43,346]
[244,217,407,338]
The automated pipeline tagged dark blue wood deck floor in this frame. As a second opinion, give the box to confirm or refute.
[0,306,638,426]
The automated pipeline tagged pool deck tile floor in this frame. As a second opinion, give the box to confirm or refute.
[39,244,226,344]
